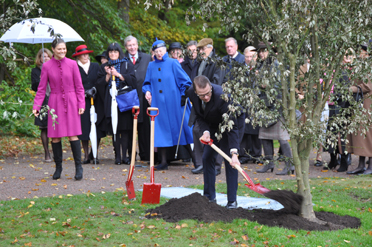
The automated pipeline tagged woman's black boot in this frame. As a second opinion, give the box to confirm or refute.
[70,140,83,180]
[323,153,337,170]
[337,154,348,172]
[52,141,63,180]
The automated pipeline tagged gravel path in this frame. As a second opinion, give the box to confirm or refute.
[0,145,358,201]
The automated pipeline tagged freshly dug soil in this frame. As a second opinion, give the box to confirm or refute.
[146,192,361,231]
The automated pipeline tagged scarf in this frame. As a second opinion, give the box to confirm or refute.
[78,60,90,74]
[108,58,128,87]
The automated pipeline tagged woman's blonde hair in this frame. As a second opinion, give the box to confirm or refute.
[35,48,53,66]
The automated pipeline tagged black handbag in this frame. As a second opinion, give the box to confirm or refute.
[116,86,140,112]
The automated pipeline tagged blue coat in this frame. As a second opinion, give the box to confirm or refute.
[142,53,193,147]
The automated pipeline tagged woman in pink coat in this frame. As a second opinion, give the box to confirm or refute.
[33,38,85,181]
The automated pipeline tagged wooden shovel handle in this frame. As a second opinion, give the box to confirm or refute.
[200,139,255,186]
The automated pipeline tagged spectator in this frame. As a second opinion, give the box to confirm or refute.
[31,48,53,162]
[239,46,262,164]
[169,42,184,63]
[32,38,85,180]
[143,39,194,171]
[222,37,245,80]
[72,45,105,164]
[255,41,294,175]
[181,40,198,77]
[95,51,108,64]
[347,46,372,175]
[186,75,244,209]
[189,38,226,175]
[124,35,152,162]
[96,43,136,165]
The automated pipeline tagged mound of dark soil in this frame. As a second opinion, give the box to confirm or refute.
[145,192,361,231]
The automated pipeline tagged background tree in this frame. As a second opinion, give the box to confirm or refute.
[179,0,372,221]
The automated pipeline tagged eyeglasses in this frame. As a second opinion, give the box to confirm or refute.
[196,88,212,98]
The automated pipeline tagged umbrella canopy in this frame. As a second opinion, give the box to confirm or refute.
[0,17,84,44]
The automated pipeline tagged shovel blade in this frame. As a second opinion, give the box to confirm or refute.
[141,183,161,204]
[245,183,271,195]
[125,180,136,200]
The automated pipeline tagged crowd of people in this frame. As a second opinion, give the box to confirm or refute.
[31,35,372,209]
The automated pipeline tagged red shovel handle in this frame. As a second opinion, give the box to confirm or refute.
[147,107,159,121]
[132,106,140,119]
[200,139,213,146]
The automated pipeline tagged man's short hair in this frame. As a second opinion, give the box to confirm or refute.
[193,75,211,89]
[186,40,197,48]
[124,35,138,46]
[225,37,238,45]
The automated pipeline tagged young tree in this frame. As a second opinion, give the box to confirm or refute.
[185,0,372,221]
[145,0,372,221]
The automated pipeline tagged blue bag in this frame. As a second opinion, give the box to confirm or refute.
[116,86,140,112]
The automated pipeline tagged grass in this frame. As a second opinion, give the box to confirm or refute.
[0,177,371,246]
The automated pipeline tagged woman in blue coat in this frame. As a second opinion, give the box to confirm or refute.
[143,39,194,170]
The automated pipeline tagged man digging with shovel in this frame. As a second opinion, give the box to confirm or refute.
[186,75,245,209]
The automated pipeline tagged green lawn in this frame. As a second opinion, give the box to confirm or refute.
[0,177,371,246]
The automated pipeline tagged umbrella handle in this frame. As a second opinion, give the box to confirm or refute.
[132,106,140,119]
[91,97,94,106]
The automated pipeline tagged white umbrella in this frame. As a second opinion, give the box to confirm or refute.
[0,17,84,44]
[110,75,118,141]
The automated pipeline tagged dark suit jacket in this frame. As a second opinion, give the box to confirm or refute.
[187,84,240,151]
[222,52,245,82]
[190,50,225,86]
[181,55,197,78]
[124,51,152,122]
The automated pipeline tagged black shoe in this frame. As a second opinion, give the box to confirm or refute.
[192,165,203,174]
[239,157,251,164]
[276,166,295,175]
[114,159,121,165]
[362,169,372,175]
[82,159,90,164]
[226,201,237,209]
[337,154,348,172]
[314,160,323,167]
[346,167,366,175]
[121,157,130,165]
[92,158,99,164]
[215,168,221,176]
[323,154,337,170]
[70,140,83,181]
[209,199,217,203]
[256,163,274,173]
[155,163,168,170]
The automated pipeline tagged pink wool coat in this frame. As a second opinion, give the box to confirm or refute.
[33,57,85,138]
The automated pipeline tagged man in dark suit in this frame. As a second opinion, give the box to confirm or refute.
[124,35,152,161]
[186,75,244,209]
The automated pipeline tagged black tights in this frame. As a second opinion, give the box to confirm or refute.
[113,131,130,161]
[40,129,51,160]
[81,138,101,160]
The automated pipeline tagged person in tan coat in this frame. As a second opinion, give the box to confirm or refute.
[347,45,372,175]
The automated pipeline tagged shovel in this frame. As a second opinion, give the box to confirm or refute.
[126,106,140,200]
[200,139,270,195]
[141,107,161,204]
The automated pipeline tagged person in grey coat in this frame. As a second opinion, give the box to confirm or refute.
[255,42,293,175]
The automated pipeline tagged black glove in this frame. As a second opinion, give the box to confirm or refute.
[181,95,187,106]
[85,87,97,99]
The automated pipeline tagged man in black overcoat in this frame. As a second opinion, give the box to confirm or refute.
[186,75,244,209]
[124,35,152,161]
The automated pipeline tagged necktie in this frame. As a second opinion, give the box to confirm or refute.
[132,56,136,65]
[202,101,206,111]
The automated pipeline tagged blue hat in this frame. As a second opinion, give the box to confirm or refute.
[152,38,166,51]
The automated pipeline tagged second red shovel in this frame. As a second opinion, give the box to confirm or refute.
[141,107,161,204]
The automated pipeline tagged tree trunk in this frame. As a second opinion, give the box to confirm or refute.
[118,0,130,24]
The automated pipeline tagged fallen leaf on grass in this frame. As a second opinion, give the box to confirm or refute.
[368,231,372,236]
[287,234,296,238]
[102,233,111,239]
[242,235,249,240]
[344,240,350,243]
[368,208,372,213]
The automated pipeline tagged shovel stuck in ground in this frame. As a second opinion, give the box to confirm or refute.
[126,106,140,200]
[200,139,270,195]
[141,107,161,204]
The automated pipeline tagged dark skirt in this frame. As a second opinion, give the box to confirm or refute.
[34,96,49,129]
